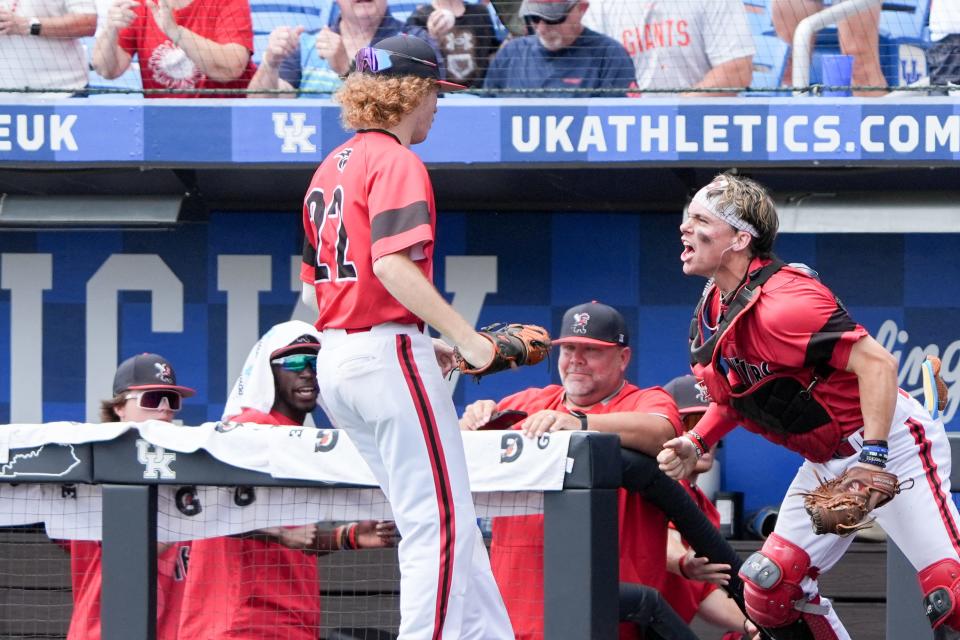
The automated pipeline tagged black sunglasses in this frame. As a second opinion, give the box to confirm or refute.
[524,13,569,26]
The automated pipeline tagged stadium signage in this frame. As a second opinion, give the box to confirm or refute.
[0,99,958,164]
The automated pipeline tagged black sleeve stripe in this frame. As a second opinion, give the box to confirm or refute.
[370,201,431,244]
[803,303,858,369]
[302,234,316,267]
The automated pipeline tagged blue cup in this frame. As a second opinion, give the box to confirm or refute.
[821,54,854,97]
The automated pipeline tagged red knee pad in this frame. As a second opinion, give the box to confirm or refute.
[919,559,960,630]
[739,533,818,628]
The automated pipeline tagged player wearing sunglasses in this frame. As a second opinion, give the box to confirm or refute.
[179,321,396,640]
[69,354,195,640]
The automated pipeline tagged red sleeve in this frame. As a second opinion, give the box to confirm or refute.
[212,0,253,48]
[623,387,683,436]
[116,4,147,55]
[495,387,562,415]
[693,403,738,448]
[759,278,868,372]
[368,151,434,261]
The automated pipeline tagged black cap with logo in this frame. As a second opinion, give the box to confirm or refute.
[354,34,466,90]
[663,374,709,416]
[520,0,578,21]
[112,353,196,397]
[270,334,322,359]
[552,301,629,347]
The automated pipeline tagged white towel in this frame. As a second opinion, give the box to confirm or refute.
[222,320,321,420]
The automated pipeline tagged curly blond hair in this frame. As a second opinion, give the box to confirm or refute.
[704,173,779,258]
[335,74,436,131]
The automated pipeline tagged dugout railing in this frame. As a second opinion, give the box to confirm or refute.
[0,430,622,640]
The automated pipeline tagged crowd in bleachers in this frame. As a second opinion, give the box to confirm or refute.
[0,0,956,98]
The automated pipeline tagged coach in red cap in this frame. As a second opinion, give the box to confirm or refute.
[460,301,682,640]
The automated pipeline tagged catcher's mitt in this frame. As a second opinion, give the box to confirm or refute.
[800,466,901,536]
[455,323,550,379]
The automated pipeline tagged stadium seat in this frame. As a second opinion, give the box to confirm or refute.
[879,0,930,43]
[745,11,789,95]
[743,0,776,36]
[250,0,333,36]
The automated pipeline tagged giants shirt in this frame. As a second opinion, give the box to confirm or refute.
[695,257,869,452]
[67,541,189,640]
[117,0,255,98]
[301,130,435,329]
[582,0,754,90]
[487,383,681,640]
[178,409,321,640]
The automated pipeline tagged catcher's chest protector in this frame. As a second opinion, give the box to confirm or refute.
[689,260,842,457]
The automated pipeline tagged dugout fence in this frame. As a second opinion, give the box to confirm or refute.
[0,427,621,640]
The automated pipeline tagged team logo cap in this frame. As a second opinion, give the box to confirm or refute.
[663,374,709,416]
[112,353,196,397]
[552,301,629,347]
[270,334,322,359]
[353,35,466,90]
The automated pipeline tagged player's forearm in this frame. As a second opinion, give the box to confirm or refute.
[847,337,898,442]
[692,404,739,448]
[373,253,477,346]
[176,36,249,82]
[32,12,96,38]
[249,58,296,98]
[586,412,675,456]
[665,530,687,576]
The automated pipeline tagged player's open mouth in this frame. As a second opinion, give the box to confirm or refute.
[295,387,317,399]
[681,240,695,262]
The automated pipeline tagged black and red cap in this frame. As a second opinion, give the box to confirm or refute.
[270,334,321,359]
[552,301,629,347]
[354,34,466,90]
[113,353,196,397]
[663,374,709,416]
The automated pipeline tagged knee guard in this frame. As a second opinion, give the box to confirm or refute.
[920,558,960,632]
[739,534,837,638]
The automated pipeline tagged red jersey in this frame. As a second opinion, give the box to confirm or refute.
[300,130,436,329]
[118,0,255,98]
[660,481,721,624]
[488,383,682,640]
[67,540,189,640]
[694,257,869,460]
[178,408,321,640]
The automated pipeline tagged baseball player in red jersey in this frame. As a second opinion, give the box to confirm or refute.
[459,301,683,640]
[179,321,396,640]
[658,174,960,639]
[68,353,194,640]
[299,35,513,639]
[661,374,758,640]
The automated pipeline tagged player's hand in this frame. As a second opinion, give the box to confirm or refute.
[263,25,304,69]
[426,8,455,39]
[432,338,456,376]
[744,619,760,640]
[520,409,578,439]
[260,523,318,550]
[356,520,398,548]
[455,333,496,374]
[459,399,497,430]
[0,10,28,35]
[657,436,698,479]
[315,27,349,74]
[104,0,139,34]
[679,549,731,586]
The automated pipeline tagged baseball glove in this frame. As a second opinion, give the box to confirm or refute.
[800,466,901,536]
[455,323,551,379]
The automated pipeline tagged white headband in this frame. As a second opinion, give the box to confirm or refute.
[691,181,759,238]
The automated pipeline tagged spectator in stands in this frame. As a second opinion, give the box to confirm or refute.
[179,321,396,640]
[771,0,887,96]
[0,0,96,98]
[93,0,256,98]
[927,0,960,90]
[404,0,500,89]
[582,0,754,96]
[248,0,436,97]
[483,0,635,97]
[68,353,195,640]
[661,375,759,640]
[460,301,682,640]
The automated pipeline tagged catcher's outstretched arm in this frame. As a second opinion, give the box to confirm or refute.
[845,336,898,443]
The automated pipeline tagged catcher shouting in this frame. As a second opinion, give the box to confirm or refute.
[657,173,960,640]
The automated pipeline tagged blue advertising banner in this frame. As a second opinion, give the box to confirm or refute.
[0,210,958,510]
[1,97,959,166]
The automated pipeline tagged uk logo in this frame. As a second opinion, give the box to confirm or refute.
[272,112,317,153]
[572,312,590,334]
[136,439,176,479]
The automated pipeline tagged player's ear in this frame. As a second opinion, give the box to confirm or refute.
[734,232,750,251]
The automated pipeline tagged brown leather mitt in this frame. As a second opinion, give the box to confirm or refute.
[801,466,901,536]
[455,323,551,380]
